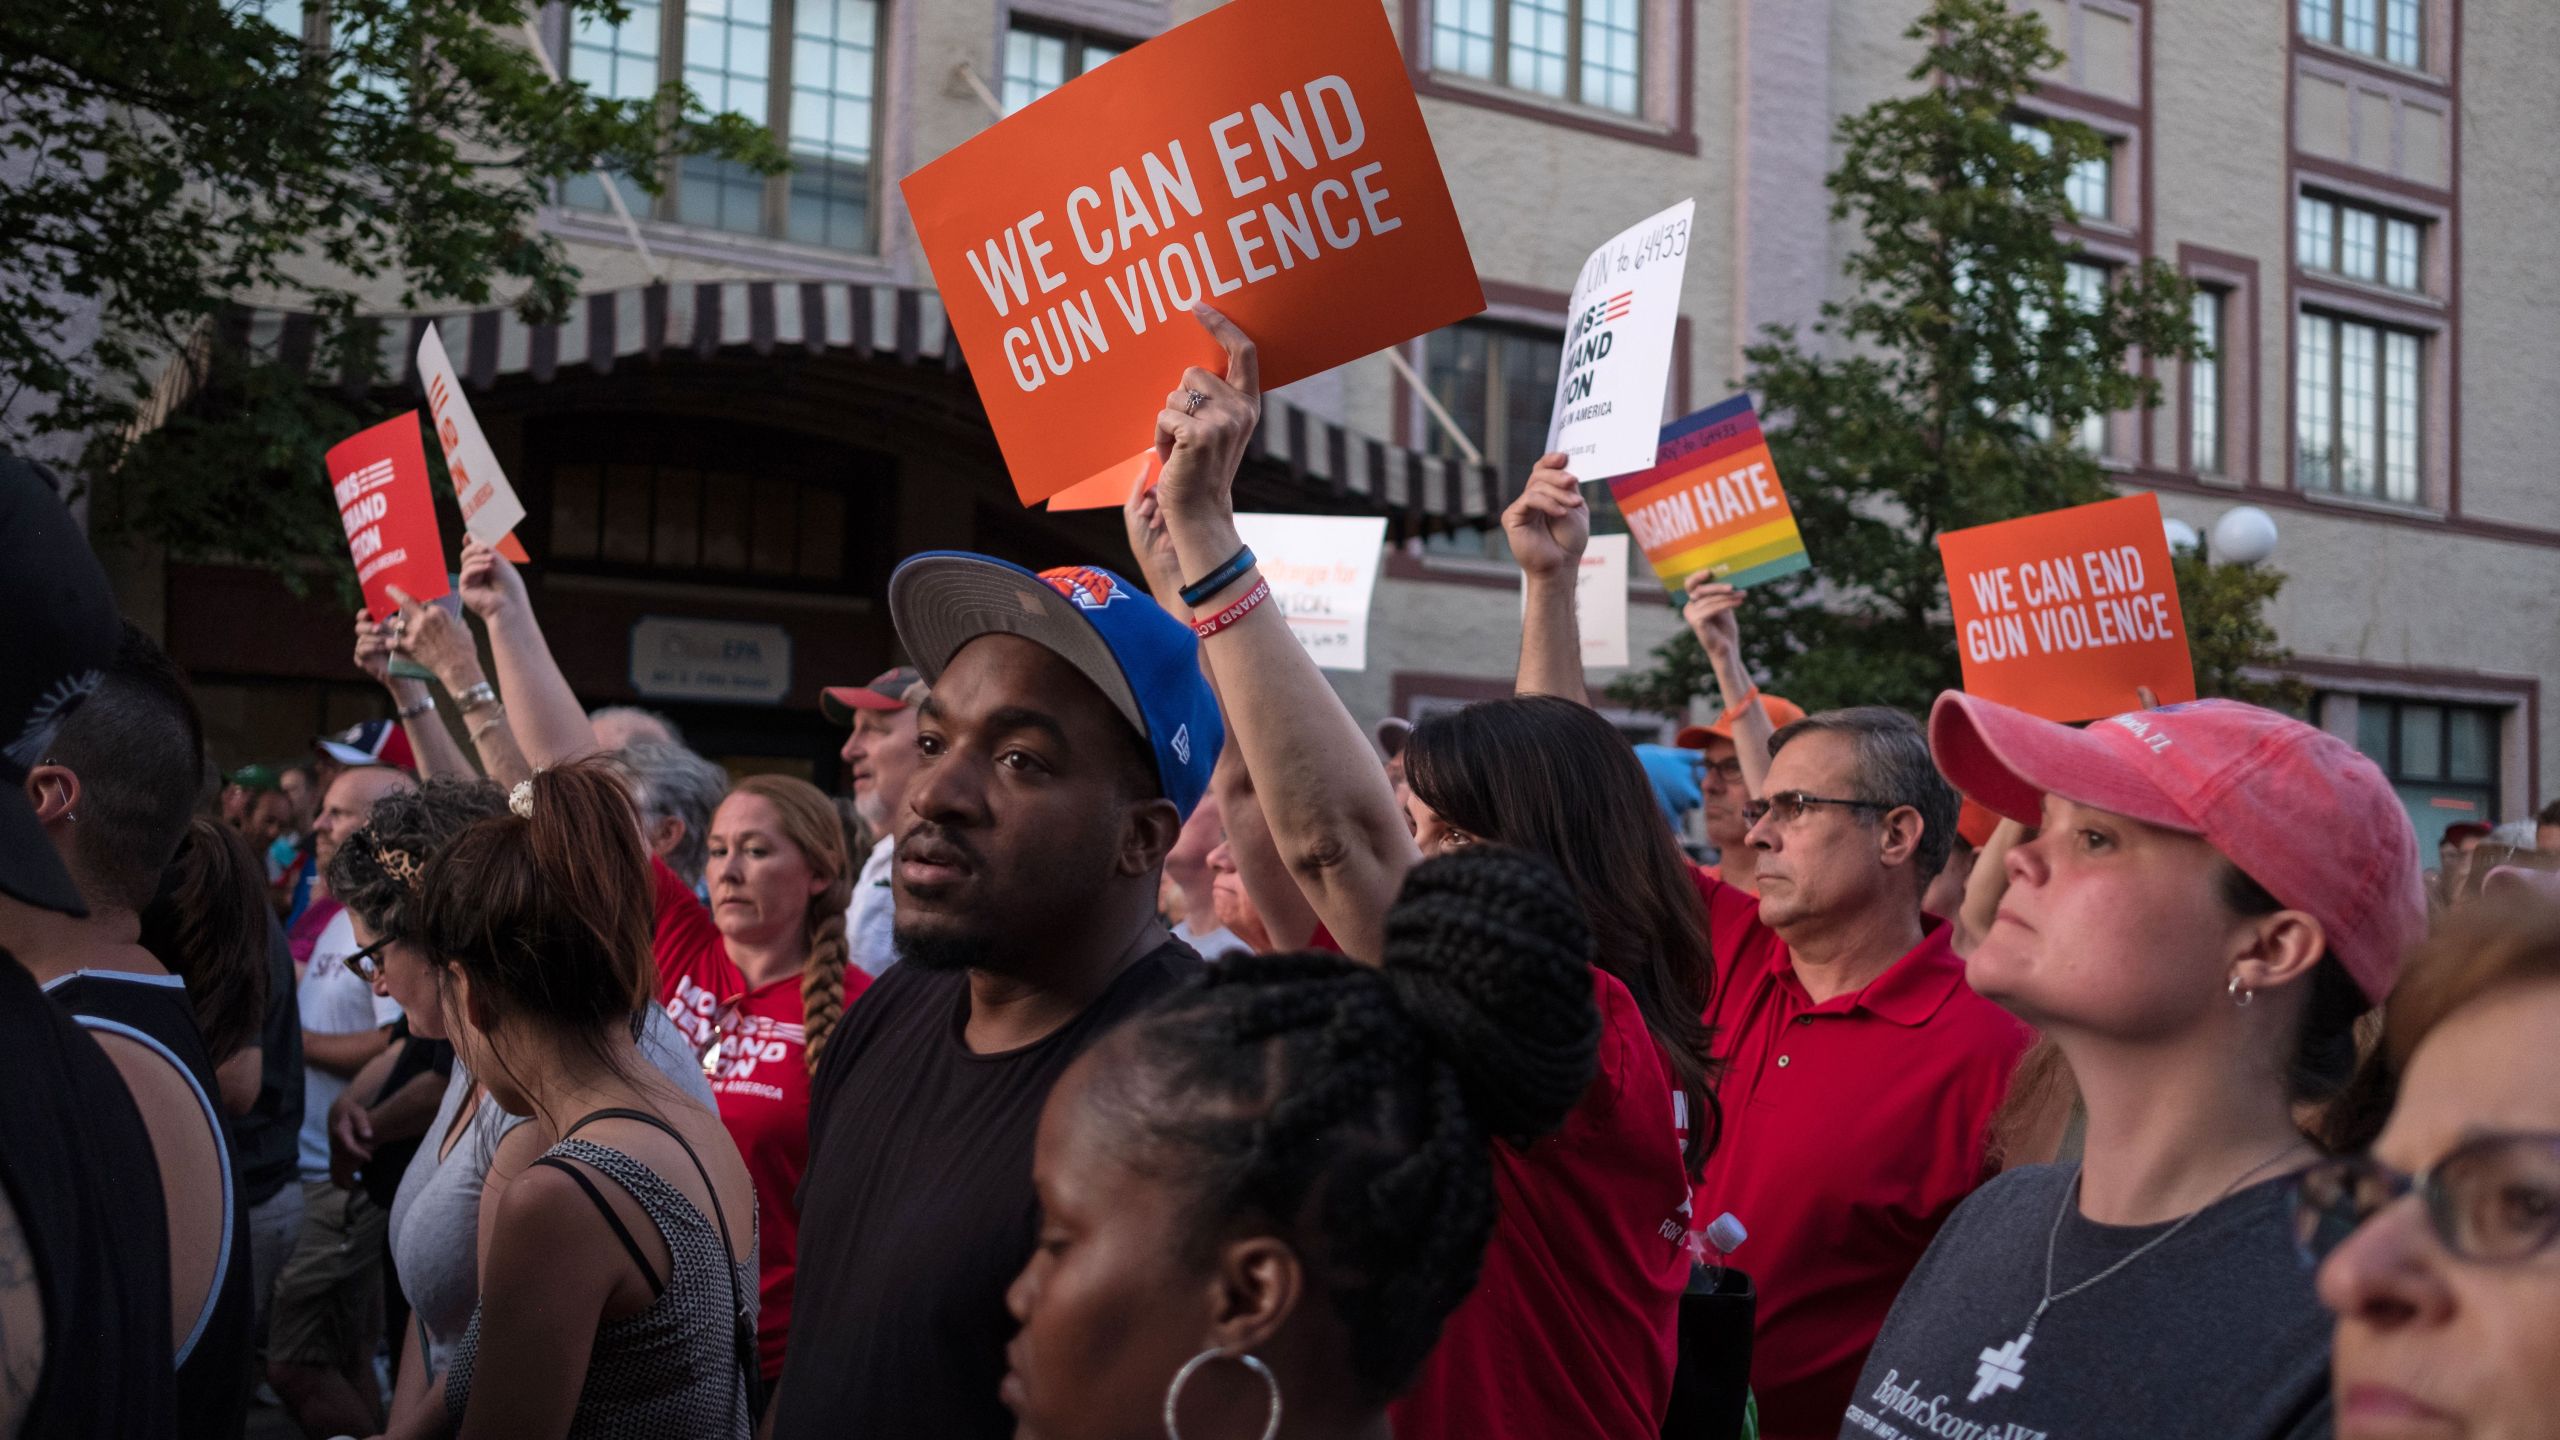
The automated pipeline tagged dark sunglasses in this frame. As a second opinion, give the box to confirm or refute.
[2292,1131,2560,1265]
[1740,790,1895,828]
[346,934,395,984]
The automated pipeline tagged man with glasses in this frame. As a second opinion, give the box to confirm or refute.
[1688,706,2034,1440]
[267,762,414,1438]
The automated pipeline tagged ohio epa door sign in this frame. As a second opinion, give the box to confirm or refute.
[629,617,794,704]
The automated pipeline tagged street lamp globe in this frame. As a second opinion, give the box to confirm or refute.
[2210,506,2280,565]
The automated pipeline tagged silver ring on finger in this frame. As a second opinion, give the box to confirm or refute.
[1182,389,1208,416]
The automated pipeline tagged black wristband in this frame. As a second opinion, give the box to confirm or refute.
[1179,544,1257,608]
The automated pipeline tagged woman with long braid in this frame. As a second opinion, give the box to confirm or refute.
[644,772,858,1383]
[1001,848,1602,1440]
[1142,307,1704,1439]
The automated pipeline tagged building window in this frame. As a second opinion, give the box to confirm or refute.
[1427,0,1643,116]
[1422,320,1564,483]
[1001,22,1128,114]
[565,0,881,253]
[2300,0,2423,68]
[2297,312,2422,503]
[2347,696,2500,847]
[2012,120,2115,225]
[2189,288,2224,475]
[2022,261,2114,456]
[2297,194,2424,293]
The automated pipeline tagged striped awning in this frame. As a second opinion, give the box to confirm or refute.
[226,278,1506,524]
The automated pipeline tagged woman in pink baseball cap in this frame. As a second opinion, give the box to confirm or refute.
[1835,695,2427,1440]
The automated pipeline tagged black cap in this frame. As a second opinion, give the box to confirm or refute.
[0,453,120,916]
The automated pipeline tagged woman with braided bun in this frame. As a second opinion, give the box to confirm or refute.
[422,533,867,1383]
[1139,307,1704,1440]
[326,778,714,1440]
[1002,847,1603,1440]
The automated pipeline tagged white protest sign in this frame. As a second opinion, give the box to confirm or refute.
[417,324,529,548]
[1578,533,1630,668]
[1232,512,1389,671]
[1544,198,1695,482]
[1522,532,1631,669]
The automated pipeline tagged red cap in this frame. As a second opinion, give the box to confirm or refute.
[2439,821,2492,847]
[1676,693,1807,751]
[1929,692,2424,1005]
[820,666,923,725]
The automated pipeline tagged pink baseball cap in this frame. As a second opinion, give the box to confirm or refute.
[1929,692,2425,1004]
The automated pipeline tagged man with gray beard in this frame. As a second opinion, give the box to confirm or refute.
[821,666,926,977]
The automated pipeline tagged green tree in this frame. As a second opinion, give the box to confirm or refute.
[2173,550,2311,712]
[3,0,783,582]
[1611,0,2217,719]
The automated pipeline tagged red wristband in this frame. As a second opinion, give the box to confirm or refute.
[1190,577,1272,638]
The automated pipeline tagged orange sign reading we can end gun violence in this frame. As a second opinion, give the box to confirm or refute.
[1938,493,2196,723]
[902,0,1484,507]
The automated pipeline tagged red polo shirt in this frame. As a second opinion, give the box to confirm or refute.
[1688,870,2031,1440]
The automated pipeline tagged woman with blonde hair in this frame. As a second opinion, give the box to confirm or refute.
[648,772,862,1384]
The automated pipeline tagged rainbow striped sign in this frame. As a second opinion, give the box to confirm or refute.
[1605,394,1810,595]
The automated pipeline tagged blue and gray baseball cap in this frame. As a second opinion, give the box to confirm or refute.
[887,552,1224,820]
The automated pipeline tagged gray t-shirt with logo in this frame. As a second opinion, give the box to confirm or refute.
[1839,1164,2331,1440]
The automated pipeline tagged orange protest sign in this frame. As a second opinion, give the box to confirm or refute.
[1044,449,1163,512]
[1938,493,2196,722]
[902,0,1483,506]
[326,413,451,620]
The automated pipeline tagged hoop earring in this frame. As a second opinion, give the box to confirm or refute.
[1164,1348,1281,1440]
[2227,974,2254,1007]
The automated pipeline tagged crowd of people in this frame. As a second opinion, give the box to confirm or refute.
[3,303,2556,1440]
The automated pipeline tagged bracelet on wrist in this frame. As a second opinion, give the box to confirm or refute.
[394,697,436,722]
[1190,576,1272,639]
[452,681,499,714]
[1178,544,1257,609]
[467,706,509,741]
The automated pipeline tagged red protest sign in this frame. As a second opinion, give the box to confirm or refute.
[902,0,1484,506]
[326,413,450,619]
[1938,493,2195,722]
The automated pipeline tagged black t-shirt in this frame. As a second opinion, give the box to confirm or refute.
[228,912,304,1207]
[1,950,176,1438]
[771,939,1201,1440]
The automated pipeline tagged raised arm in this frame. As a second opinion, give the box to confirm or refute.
[386,586,532,789]
[1151,306,1417,964]
[454,538,598,768]
[1507,456,1593,704]
[355,609,475,782]
[1683,574,1776,801]
[1209,753,1319,952]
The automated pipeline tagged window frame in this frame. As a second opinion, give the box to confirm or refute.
[1423,0,1643,117]
[1416,315,1570,486]
[2295,191,2429,296]
[2187,286,2225,477]
[2294,308,2426,506]
[2177,244,2259,486]
[1401,0,1696,154]
[999,17,1134,115]
[2299,0,2426,71]
[557,0,887,257]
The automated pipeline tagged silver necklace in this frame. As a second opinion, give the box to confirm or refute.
[1965,1138,2307,1404]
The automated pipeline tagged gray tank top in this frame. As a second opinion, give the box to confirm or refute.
[444,1135,758,1439]
[390,1009,717,1377]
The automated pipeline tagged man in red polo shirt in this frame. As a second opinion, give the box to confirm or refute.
[1692,705,2033,1440]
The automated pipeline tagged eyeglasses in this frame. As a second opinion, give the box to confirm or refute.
[1740,791,1895,828]
[2292,1132,2560,1265]
[1702,757,1745,784]
[346,935,395,984]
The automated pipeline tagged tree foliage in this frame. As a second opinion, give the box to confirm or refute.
[2,0,782,577]
[1612,0,2257,719]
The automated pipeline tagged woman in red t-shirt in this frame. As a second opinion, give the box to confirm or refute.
[649,773,863,1381]
[1135,349,1711,1440]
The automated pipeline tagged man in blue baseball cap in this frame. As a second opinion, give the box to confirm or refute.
[771,551,1225,1440]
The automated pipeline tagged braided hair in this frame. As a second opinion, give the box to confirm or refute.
[1089,846,1600,1403]
[725,775,854,1073]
